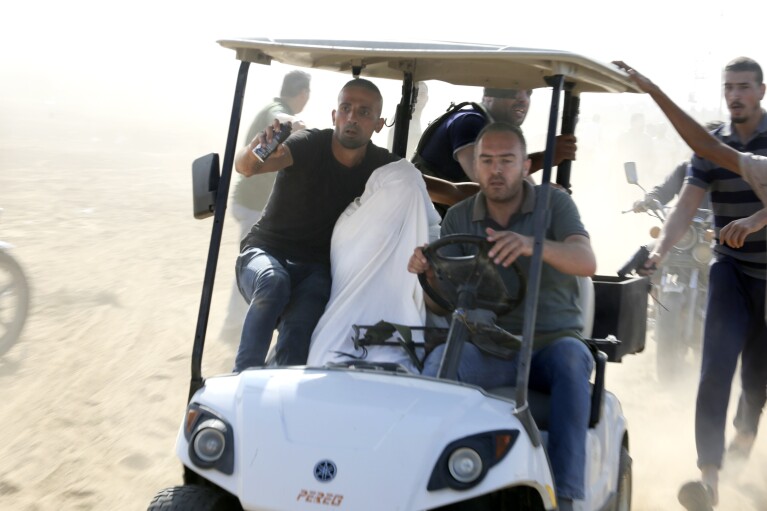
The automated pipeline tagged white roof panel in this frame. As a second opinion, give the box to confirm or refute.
[217,38,641,95]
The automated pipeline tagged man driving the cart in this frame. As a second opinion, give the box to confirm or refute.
[408,121,596,511]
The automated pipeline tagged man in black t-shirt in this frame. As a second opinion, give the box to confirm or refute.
[232,78,397,371]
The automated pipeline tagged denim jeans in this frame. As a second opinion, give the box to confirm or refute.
[221,203,263,334]
[696,256,767,468]
[422,336,593,500]
[234,247,331,371]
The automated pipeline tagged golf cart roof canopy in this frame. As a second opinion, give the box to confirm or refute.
[217,38,642,95]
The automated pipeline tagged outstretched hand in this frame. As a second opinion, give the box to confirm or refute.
[612,61,657,94]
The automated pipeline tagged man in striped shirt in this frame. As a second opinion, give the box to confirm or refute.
[615,59,767,511]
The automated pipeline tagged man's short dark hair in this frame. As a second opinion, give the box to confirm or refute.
[339,78,384,115]
[281,70,311,98]
[341,78,382,98]
[476,121,528,156]
[725,57,763,84]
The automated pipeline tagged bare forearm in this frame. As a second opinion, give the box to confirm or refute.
[541,238,596,276]
[646,86,741,173]
[748,207,767,229]
[529,151,544,173]
[423,176,479,206]
[655,205,697,257]
[234,140,291,177]
[234,144,262,177]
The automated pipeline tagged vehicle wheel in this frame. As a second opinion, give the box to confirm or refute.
[654,293,686,383]
[0,251,30,357]
[614,446,632,511]
[147,485,241,511]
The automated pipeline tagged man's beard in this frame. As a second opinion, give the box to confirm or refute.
[335,128,368,150]
[731,115,747,124]
[337,137,367,149]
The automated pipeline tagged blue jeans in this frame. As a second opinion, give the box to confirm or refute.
[222,203,263,333]
[234,247,331,371]
[696,256,767,468]
[423,336,594,500]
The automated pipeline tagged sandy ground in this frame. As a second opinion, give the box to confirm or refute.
[1,111,766,511]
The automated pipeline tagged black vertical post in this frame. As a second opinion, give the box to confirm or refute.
[514,75,564,446]
[391,72,414,158]
[556,86,579,191]
[189,60,250,403]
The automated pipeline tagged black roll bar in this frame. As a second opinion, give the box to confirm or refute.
[189,60,250,403]
[513,74,565,447]
[391,72,415,158]
[556,86,579,191]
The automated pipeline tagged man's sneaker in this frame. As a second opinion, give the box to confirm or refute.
[678,481,714,511]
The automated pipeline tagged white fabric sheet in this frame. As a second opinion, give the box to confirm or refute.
[307,159,441,372]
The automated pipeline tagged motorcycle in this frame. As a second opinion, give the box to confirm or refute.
[618,162,714,383]
[0,208,30,358]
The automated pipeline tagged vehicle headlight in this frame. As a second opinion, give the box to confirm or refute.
[692,242,713,264]
[428,430,519,491]
[184,403,235,474]
[193,419,227,463]
[673,226,697,251]
[448,447,483,483]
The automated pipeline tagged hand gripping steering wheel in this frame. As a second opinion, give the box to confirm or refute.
[417,234,526,316]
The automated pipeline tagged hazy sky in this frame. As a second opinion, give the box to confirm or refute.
[3,0,765,273]
[4,0,765,121]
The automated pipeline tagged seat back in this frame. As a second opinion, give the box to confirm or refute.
[578,276,595,339]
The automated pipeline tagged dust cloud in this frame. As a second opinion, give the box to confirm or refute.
[1,51,766,511]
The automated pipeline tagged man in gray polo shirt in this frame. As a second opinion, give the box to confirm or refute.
[408,121,596,511]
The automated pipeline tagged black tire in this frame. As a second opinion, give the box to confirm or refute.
[147,485,241,511]
[615,446,632,511]
[0,250,30,357]
[654,292,686,383]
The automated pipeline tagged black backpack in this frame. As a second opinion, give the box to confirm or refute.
[411,101,491,177]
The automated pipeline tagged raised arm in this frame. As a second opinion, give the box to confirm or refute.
[235,120,294,177]
[612,61,741,174]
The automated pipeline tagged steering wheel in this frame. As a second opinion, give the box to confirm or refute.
[418,234,526,316]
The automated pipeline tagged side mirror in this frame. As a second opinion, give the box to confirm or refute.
[623,161,638,185]
[192,153,220,219]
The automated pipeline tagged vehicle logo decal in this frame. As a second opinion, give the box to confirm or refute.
[314,460,337,482]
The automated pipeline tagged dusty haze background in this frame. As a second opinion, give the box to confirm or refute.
[1,0,766,509]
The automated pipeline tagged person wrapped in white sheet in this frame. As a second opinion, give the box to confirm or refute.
[307,159,441,372]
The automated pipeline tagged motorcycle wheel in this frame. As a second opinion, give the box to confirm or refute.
[0,251,30,357]
[654,292,687,384]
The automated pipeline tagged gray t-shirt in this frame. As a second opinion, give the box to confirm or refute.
[441,181,589,346]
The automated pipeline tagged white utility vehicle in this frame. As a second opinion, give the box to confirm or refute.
[148,38,648,511]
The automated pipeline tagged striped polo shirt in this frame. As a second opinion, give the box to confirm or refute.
[687,112,767,280]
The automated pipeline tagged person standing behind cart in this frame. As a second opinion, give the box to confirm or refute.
[231,78,399,371]
[615,59,767,511]
[413,87,577,214]
[219,70,312,343]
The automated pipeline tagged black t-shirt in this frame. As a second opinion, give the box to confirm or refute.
[241,128,399,264]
